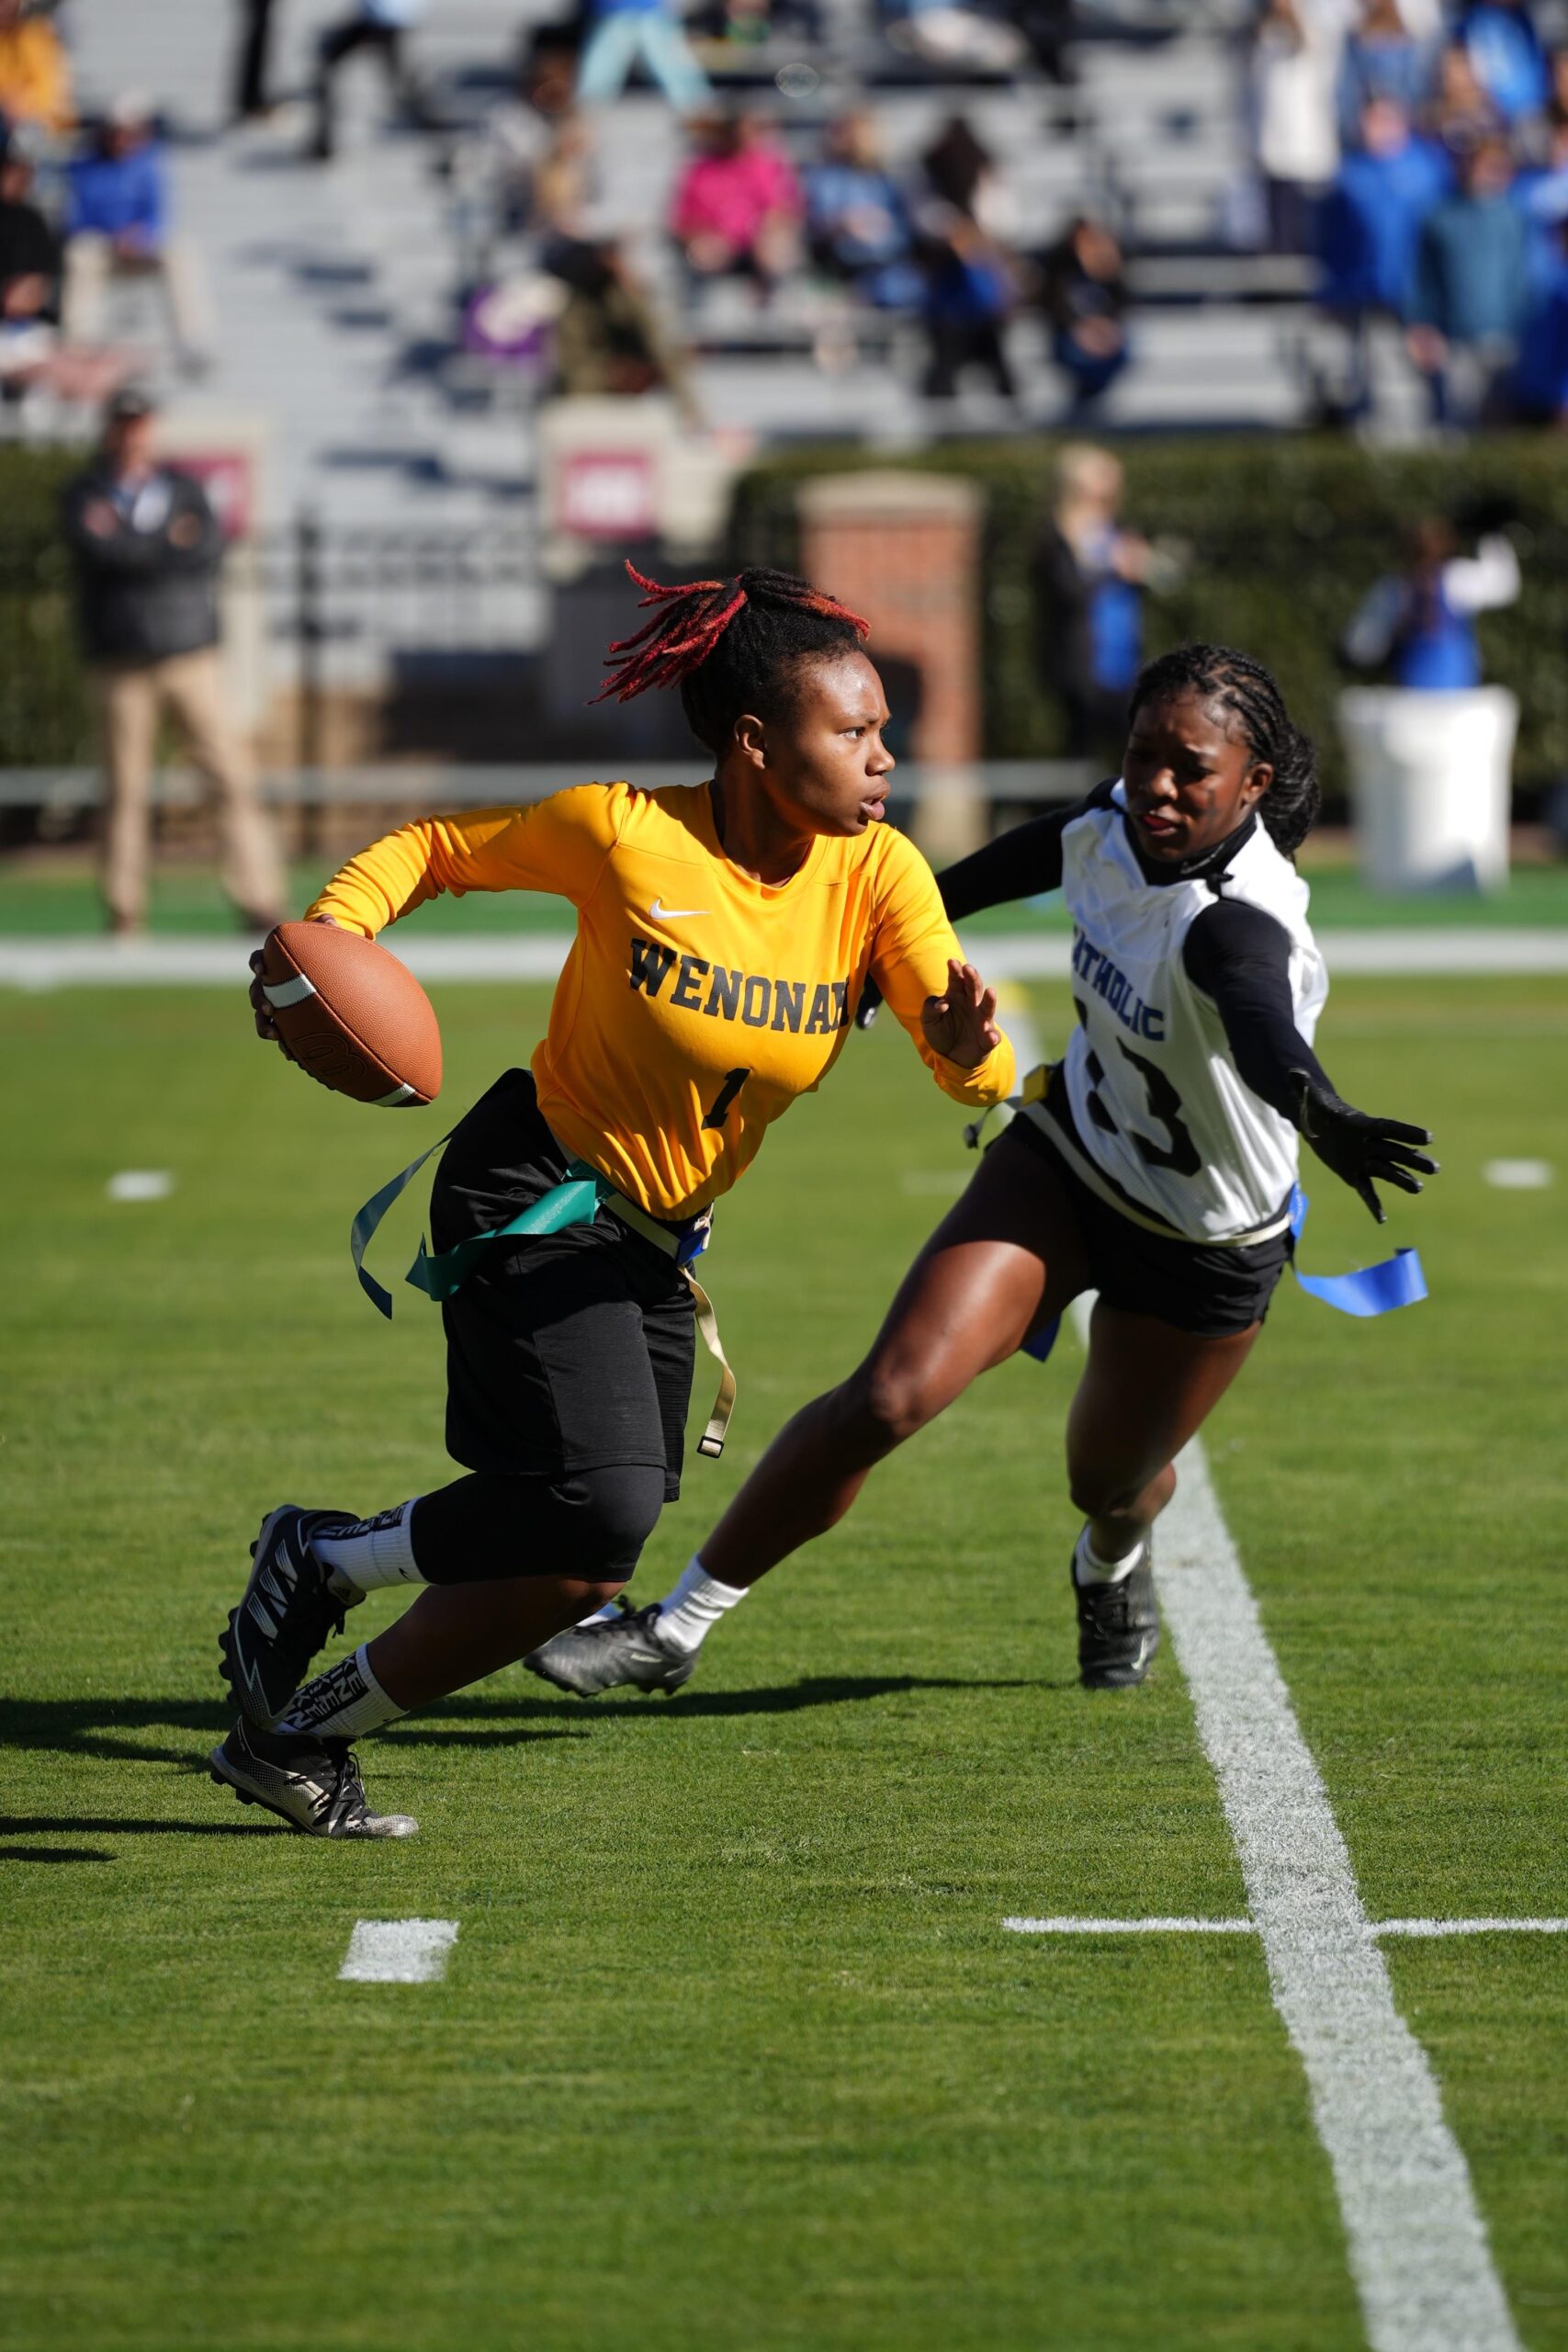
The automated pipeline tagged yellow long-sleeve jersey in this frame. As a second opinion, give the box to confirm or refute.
[310,781,1015,1221]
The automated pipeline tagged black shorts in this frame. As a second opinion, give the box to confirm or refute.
[430,1069,696,1500]
[1005,1108,1291,1339]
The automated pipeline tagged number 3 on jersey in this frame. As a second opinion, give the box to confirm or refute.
[703,1066,750,1129]
[1074,999,1200,1177]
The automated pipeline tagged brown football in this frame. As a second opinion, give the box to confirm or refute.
[258,922,442,1106]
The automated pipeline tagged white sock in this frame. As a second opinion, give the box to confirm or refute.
[276,1643,406,1740]
[654,1555,748,1655]
[1073,1528,1145,1588]
[313,1501,426,1595]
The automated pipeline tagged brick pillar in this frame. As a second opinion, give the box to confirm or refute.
[797,470,986,860]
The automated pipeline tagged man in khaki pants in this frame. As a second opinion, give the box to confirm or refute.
[62,387,284,937]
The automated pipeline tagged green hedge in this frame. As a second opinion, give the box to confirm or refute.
[0,442,95,768]
[728,437,1568,796]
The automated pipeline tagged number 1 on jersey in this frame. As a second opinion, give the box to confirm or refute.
[703,1067,750,1129]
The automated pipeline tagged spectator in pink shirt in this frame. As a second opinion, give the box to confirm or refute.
[671,112,802,299]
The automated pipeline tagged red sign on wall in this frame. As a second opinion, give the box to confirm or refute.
[165,449,254,541]
[558,449,657,541]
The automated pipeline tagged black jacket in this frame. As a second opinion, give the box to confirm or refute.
[61,464,225,664]
[0,196,60,315]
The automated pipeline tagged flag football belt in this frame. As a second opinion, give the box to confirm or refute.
[968,1063,1427,1367]
[348,1134,735,1459]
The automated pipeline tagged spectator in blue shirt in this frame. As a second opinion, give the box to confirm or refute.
[1318,97,1449,415]
[1511,100,1568,289]
[1409,135,1531,423]
[1337,0,1437,148]
[1041,214,1130,413]
[803,113,921,310]
[1342,516,1520,688]
[1510,212,1568,417]
[62,98,216,374]
[1320,97,1448,313]
[1031,443,1155,763]
[1461,0,1549,126]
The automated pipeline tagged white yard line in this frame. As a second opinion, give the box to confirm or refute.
[338,1918,458,1984]
[1376,1918,1568,1939]
[1053,1292,1523,2351]
[6,927,1568,991]
[1004,1916,1255,1935]
[1150,1444,1521,2352]
[1003,1917,1568,1939]
[106,1170,173,1201]
[1482,1159,1553,1190]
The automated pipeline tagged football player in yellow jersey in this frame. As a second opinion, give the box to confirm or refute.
[209,564,1015,1838]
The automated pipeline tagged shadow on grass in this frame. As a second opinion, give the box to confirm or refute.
[0,1843,117,1862]
[1,1814,284,1839]
[389,1673,1043,1742]
[0,1674,1040,1763]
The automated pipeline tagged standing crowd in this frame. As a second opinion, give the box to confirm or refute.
[1250,0,1568,423]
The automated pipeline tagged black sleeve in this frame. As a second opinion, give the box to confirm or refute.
[1183,898,1329,1124]
[166,474,225,569]
[936,783,1112,923]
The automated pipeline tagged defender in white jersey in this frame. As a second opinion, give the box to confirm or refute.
[528,646,1437,1702]
[1050,774,1326,1246]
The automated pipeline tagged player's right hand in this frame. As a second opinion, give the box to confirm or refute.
[249,917,339,1049]
[1292,1071,1438,1224]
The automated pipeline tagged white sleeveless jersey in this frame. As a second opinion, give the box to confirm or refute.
[1050,786,1327,1245]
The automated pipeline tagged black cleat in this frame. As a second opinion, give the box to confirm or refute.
[209,1718,417,1838]
[220,1503,363,1729]
[1072,1533,1159,1690]
[524,1600,694,1697]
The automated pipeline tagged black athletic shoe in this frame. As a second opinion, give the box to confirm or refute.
[209,1718,417,1838]
[220,1503,363,1729]
[1072,1534,1159,1690]
[523,1600,694,1697]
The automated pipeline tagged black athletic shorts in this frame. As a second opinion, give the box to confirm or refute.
[429,1069,696,1499]
[1005,1102,1291,1339]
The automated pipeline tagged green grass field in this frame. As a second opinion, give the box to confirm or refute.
[3,971,1565,2351]
[3,851,1568,935]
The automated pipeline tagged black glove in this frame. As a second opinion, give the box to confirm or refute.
[1292,1070,1438,1225]
[855,975,884,1031]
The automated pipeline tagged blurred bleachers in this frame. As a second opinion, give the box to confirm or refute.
[45,0,1346,557]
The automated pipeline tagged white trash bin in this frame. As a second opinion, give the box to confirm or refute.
[1337,685,1517,894]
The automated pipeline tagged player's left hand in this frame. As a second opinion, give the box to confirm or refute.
[922,958,1000,1069]
[1292,1070,1438,1224]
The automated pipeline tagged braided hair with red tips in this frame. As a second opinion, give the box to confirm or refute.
[593,562,871,757]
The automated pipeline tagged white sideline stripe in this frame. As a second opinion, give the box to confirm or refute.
[1005,1916,1255,1935]
[1377,1918,1568,1939]
[5,926,1568,990]
[1156,1445,1522,2352]
[1055,1292,1522,2349]
[1003,1917,1568,1939]
[338,1918,458,1984]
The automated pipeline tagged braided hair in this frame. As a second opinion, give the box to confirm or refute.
[1127,643,1321,858]
[593,563,871,756]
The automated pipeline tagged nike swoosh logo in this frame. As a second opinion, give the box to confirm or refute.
[649,899,710,921]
